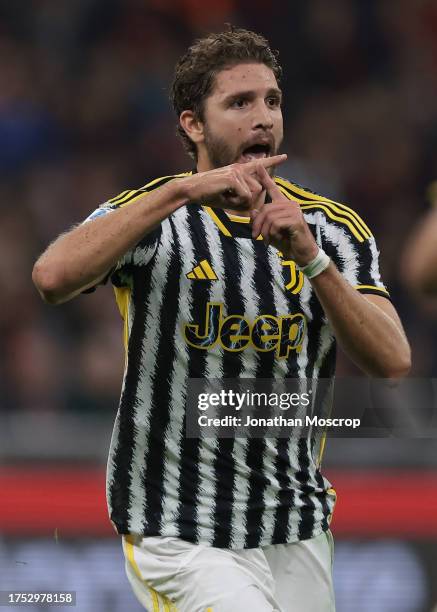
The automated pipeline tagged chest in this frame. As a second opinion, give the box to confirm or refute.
[159,214,316,323]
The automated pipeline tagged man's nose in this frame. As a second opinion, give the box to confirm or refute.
[253,101,274,130]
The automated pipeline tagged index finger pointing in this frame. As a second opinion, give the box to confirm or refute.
[261,153,287,169]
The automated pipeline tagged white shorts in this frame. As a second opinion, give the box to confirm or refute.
[122,530,335,612]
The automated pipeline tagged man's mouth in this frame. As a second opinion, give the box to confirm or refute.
[238,143,272,162]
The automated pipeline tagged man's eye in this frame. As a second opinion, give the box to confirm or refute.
[267,97,281,107]
[231,99,247,108]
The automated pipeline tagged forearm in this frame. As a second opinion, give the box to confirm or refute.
[311,263,411,378]
[248,168,410,376]
[32,180,188,304]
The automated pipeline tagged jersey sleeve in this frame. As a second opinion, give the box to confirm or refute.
[273,177,390,299]
[82,189,162,289]
[316,206,390,300]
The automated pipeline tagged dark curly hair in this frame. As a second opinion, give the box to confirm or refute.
[170,26,282,160]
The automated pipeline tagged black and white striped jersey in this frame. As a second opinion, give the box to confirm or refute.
[85,172,389,549]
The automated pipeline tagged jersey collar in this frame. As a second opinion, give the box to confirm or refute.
[190,166,272,239]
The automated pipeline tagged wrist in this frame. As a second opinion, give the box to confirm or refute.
[163,177,192,210]
[296,247,331,279]
[288,243,319,268]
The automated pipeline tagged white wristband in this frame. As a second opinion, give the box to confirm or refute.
[297,248,331,279]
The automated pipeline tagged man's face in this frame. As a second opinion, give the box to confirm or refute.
[199,62,284,170]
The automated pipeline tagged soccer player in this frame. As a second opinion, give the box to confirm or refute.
[403,181,437,296]
[33,27,411,612]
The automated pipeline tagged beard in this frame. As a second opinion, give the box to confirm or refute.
[203,125,236,169]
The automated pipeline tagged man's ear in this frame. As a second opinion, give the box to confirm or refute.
[180,110,204,145]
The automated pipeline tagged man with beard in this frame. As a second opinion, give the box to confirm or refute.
[33,27,410,612]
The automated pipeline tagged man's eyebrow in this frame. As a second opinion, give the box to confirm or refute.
[223,87,283,102]
[266,87,283,98]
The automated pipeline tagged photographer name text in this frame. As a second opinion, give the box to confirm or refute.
[198,414,361,429]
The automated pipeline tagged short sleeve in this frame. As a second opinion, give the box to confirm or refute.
[273,177,390,300]
[317,209,390,300]
[110,226,162,287]
[82,192,162,290]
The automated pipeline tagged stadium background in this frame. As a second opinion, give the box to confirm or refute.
[1,0,437,610]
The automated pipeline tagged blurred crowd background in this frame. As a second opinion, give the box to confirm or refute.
[1,0,437,415]
[1,1,437,611]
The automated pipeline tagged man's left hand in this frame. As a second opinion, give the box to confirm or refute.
[250,164,319,267]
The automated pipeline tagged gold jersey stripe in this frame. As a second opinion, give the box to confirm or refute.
[227,214,250,223]
[280,178,373,238]
[301,200,372,240]
[277,184,370,242]
[326,487,337,525]
[300,203,366,242]
[140,171,192,191]
[117,191,149,209]
[332,202,371,237]
[108,189,130,204]
[218,178,370,241]
[108,189,138,206]
[108,173,191,208]
[203,206,232,237]
[275,177,372,239]
[276,184,317,206]
[275,176,331,202]
[317,431,327,467]
[107,189,146,208]
[113,286,131,364]
[355,284,389,294]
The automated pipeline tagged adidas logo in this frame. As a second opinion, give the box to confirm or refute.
[186,259,218,281]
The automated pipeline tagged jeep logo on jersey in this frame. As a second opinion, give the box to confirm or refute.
[183,302,306,359]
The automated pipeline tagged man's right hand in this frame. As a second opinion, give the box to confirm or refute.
[176,153,287,210]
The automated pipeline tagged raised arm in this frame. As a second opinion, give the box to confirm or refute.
[32,155,287,305]
[251,164,411,379]
[32,180,188,305]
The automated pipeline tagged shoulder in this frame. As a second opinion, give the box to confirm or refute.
[86,172,191,222]
[274,175,372,243]
[105,171,192,210]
